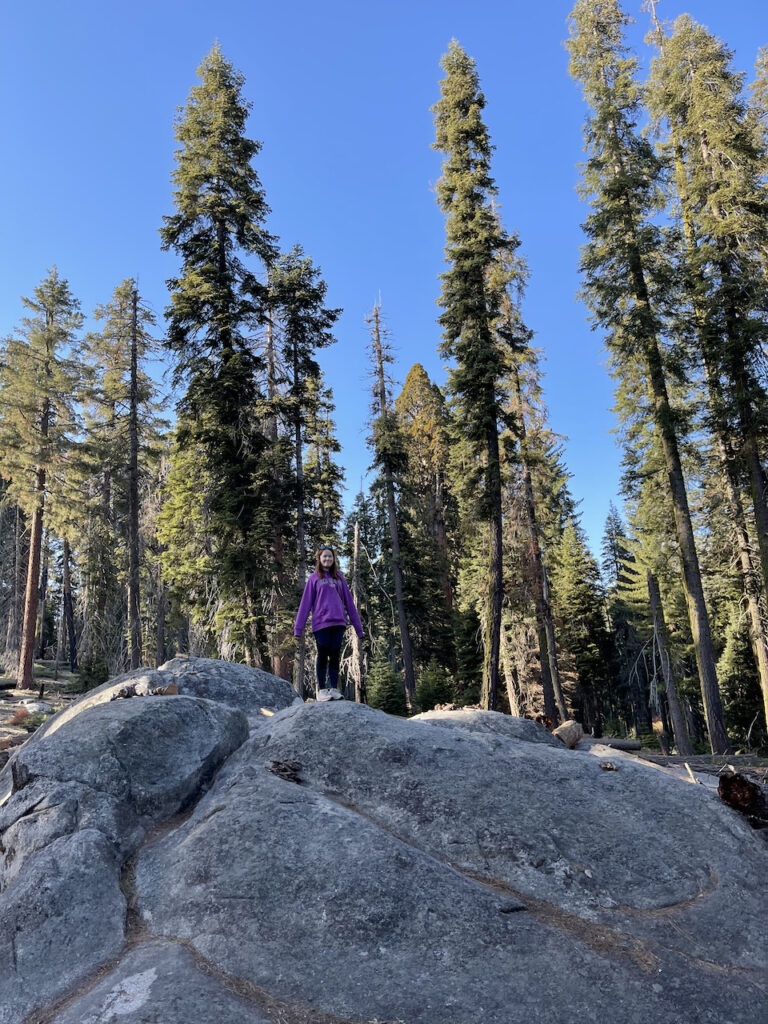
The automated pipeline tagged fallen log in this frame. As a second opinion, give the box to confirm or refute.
[597,737,641,751]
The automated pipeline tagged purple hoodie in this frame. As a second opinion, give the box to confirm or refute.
[294,570,364,638]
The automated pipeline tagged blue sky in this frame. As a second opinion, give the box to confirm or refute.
[1,0,764,555]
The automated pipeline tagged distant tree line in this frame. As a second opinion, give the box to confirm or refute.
[1,1,766,757]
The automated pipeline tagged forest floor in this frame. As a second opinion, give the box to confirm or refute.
[0,660,82,758]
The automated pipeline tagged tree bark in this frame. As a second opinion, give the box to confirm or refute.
[18,353,50,691]
[155,578,166,668]
[36,531,49,660]
[17,483,44,689]
[5,505,25,655]
[646,569,693,755]
[500,621,520,716]
[483,419,503,712]
[62,537,78,671]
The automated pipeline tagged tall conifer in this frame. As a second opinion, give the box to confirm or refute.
[647,13,768,733]
[367,304,416,706]
[160,45,278,664]
[567,0,731,753]
[395,363,456,674]
[432,40,513,709]
[0,270,85,688]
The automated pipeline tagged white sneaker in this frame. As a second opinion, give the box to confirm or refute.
[317,688,333,702]
[327,688,344,701]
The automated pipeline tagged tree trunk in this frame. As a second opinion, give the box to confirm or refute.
[645,337,730,752]
[500,621,520,716]
[36,532,49,659]
[351,520,366,703]
[97,464,111,619]
[483,420,503,712]
[512,362,567,723]
[18,484,44,689]
[155,578,166,667]
[433,471,457,675]
[128,287,142,669]
[601,76,730,753]
[264,299,291,680]
[5,505,25,655]
[647,569,693,755]
[370,305,416,707]
[620,200,730,752]
[62,538,78,671]
[293,340,308,701]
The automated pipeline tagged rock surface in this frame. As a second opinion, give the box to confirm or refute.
[0,660,766,1024]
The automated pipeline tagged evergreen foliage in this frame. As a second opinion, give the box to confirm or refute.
[159,45,280,666]
[433,40,514,710]
[567,0,731,754]
[550,519,616,735]
[367,657,409,716]
[413,658,455,713]
[0,269,85,518]
[395,364,456,674]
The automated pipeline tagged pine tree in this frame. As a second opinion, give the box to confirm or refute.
[367,303,415,707]
[647,11,768,734]
[600,504,647,735]
[270,245,340,695]
[567,0,730,753]
[413,658,455,713]
[394,363,456,674]
[492,239,568,723]
[619,447,699,753]
[367,656,409,716]
[88,281,162,667]
[304,375,345,551]
[432,40,514,710]
[160,45,278,666]
[0,269,85,688]
[69,281,166,677]
[342,488,398,690]
[0,484,26,672]
[550,519,614,736]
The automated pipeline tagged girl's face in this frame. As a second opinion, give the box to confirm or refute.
[319,548,334,570]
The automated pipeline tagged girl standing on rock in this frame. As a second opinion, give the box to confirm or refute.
[294,546,364,701]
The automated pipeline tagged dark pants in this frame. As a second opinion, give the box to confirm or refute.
[314,626,345,689]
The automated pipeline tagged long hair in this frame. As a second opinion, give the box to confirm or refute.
[314,547,340,578]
